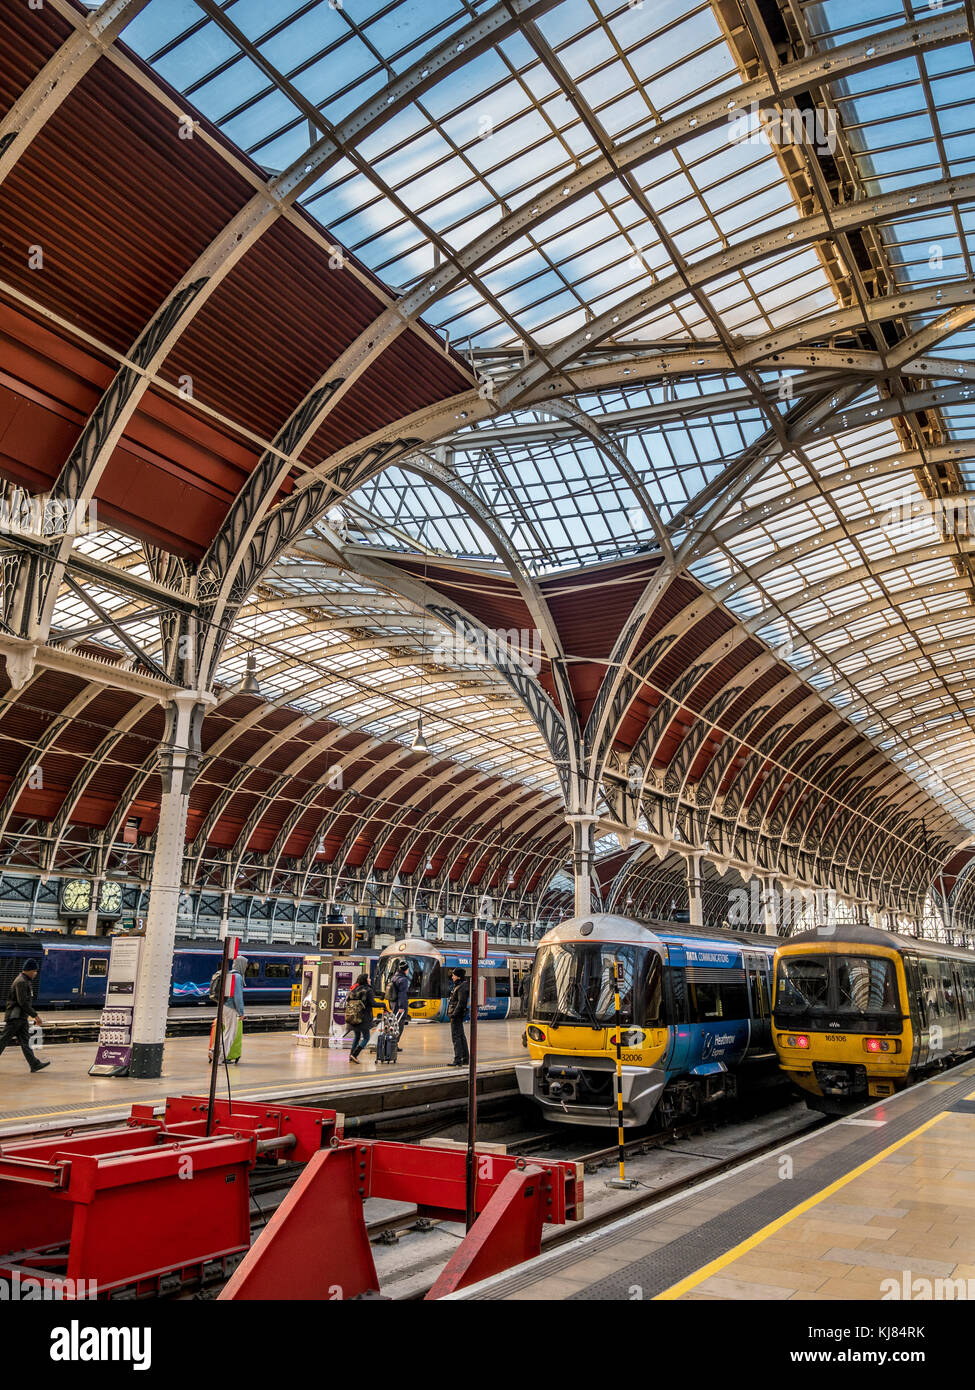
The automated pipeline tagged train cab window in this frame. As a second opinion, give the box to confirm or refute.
[265,962,291,979]
[85,958,108,978]
[835,957,898,1013]
[776,957,829,1011]
[244,960,261,978]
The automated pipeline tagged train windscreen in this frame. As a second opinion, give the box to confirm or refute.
[374,953,442,1000]
[529,943,662,1027]
[775,954,900,1029]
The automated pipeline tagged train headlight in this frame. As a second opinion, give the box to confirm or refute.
[864,1037,895,1053]
[526,1025,546,1043]
[785,1034,809,1049]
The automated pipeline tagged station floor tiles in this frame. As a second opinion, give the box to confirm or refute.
[453,1058,975,1302]
[0,1018,525,1134]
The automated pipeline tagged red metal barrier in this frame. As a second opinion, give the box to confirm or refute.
[1,1102,582,1300]
[0,1096,341,1297]
[424,1164,552,1299]
[221,1141,583,1301]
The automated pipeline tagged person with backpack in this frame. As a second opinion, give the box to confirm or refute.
[345,973,374,1063]
[447,967,470,1066]
[387,960,411,1048]
[0,959,50,1073]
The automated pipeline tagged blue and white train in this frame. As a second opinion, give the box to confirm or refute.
[0,933,306,1009]
[517,914,778,1126]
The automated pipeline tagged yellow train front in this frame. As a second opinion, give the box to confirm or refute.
[772,925,975,1112]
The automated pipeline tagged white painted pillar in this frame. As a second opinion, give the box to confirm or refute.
[567,813,597,918]
[762,875,779,935]
[85,880,100,937]
[130,690,214,1078]
[687,853,704,927]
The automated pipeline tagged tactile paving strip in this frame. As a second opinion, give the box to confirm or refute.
[465,1060,975,1300]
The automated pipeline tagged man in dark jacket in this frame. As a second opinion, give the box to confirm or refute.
[388,961,410,1047]
[0,959,50,1072]
[447,967,470,1066]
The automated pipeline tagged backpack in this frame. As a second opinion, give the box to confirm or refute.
[345,993,365,1026]
[207,970,221,1004]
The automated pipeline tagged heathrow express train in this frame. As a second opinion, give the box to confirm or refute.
[773,925,975,1112]
[516,914,778,1127]
[0,931,534,1016]
[372,937,533,1020]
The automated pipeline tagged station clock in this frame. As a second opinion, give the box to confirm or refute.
[60,878,92,915]
[97,880,123,916]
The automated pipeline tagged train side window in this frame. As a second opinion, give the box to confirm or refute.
[962,965,975,1015]
[938,961,955,1012]
[244,960,261,978]
[265,962,291,979]
[643,954,663,1026]
[919,959,943,1020]
[687,977,748,1023]
[85,958,108,978]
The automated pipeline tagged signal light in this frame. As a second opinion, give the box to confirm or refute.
[786,1034,809,1048]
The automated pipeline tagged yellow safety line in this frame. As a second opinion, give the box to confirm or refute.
[654,1110,949,1300]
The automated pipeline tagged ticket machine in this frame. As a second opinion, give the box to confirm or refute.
[295,953,367,1048]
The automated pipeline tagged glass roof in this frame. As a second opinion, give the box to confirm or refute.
[73,0,975,861]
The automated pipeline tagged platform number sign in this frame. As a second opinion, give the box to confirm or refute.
[320,924,352,951]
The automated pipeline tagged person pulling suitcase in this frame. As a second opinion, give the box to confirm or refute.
[375,1006,402,1064]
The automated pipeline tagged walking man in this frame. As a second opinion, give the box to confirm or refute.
[0,959,50,1072]
[447,967,470,1066]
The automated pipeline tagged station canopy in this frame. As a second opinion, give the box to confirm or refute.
[1,0,974,935]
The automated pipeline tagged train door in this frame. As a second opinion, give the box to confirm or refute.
[82,953,109,1005]
[742,951,772,1051]
[509,957,532,1016]
[662,944,691,1072]
[479,964,508,1018]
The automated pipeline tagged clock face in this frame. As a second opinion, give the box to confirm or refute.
[62,879,92,914]
[98,881,123,915]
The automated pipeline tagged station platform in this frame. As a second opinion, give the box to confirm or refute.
[0,1018,525,1136]
[450,1056,975,1301]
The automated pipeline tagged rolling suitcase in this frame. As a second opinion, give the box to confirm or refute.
[376,1011,400,1064]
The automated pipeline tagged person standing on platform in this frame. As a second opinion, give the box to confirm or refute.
[447,967,470,1066]
[346,973,374,1063]
[209,955,246,1065]
[0,959,50,1073]
[388,960,410,1048]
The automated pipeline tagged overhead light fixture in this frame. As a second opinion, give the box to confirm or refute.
[412,716,429,752]
[240,652,261,697]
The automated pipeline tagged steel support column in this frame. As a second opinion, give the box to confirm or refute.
[130,689,214,1078]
